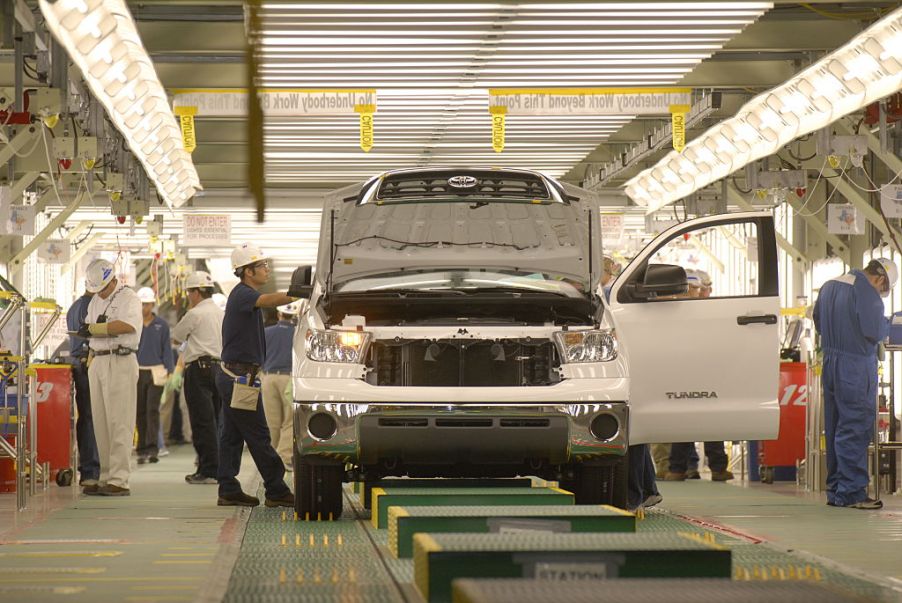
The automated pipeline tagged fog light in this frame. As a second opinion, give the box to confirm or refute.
[308,412,338,441]
[589,413,619,441]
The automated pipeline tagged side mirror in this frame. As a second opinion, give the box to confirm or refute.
[287,265,314,299]
[633,263,688,300]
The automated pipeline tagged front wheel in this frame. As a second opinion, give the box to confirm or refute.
[293,450,344,521]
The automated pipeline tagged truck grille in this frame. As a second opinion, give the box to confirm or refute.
[366,339,561,387]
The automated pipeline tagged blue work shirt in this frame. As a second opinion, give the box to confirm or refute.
[221,283,265,365]
[66,293,92,361]
[137,314,175,371]
[813,270,890,358]
[263,320,294,373]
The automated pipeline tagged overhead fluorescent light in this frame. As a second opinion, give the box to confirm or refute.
[39,0,201,208]
[625,6,902,212]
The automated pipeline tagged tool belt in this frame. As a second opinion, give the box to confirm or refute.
[92,347,136,357]
[188,355,221,370]
[222,361,261,382]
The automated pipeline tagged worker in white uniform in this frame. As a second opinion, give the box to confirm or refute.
[261,301,300,468]
[171,271,225,484]
[79,259,143,496]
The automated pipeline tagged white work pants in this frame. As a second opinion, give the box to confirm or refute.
[260,373,293,465]
[88,353,139,488]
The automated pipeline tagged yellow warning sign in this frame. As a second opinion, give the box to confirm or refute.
[356,104,375,152]
[670,104,689,153]
[489,105,506,153]
[174,106,198,153]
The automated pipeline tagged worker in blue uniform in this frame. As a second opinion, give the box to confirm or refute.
[135,287,174,464]
[813,258,897,510]
[66,287,99,487]
[214,243,296,507]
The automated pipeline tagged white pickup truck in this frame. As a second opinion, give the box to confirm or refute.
[288,167,779,519]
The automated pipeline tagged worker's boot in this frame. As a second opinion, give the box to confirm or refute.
[264,492,295,508]
[686,470,701,479]
[663,472,687,481]
[845,498,883,510]
[218,491,260,507]
[710,470,734,482]
[98,484,130,496]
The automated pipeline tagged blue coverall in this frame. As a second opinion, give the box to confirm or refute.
[813,270,889,506]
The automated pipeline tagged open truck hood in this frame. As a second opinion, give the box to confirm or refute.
[316,168,603,291]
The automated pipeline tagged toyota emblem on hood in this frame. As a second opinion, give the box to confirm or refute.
[448,175,478,189]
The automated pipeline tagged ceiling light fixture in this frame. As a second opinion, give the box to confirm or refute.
[625,6,902,212]
[39,0,201,208]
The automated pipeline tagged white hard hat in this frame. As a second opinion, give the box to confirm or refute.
[873,257,899,295]
[277,302,300,315]
[231,243,269,271]
[185,271,215,290]
[137,287,156,303]
[85,259,115,293]
[696,269,712,287]
[212,292,227,311]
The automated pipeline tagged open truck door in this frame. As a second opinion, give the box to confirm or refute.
[609,211,780,444]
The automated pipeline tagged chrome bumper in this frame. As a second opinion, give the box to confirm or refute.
[292,402,628,465]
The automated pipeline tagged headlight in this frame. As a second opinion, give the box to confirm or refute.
[553,329,618,363]
[305,329,371,363]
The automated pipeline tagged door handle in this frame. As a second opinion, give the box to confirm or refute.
[737,314,778,326]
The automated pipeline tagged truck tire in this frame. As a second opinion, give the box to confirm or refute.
[293,452,344,520]
[560,452,629,508]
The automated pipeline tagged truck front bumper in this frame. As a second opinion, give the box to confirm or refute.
[292,401,628,466]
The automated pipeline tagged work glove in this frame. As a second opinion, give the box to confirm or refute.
[168,372,183,391]
[80,323,109,337]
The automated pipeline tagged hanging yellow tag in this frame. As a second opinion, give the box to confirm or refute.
[489,105,506,153]
[355,104,375,152]
[173,106,198,153]
[670,104,689,152]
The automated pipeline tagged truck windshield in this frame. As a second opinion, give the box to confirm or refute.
[334,269,585,298]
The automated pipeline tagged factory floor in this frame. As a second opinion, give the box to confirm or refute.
[0,446,900,603]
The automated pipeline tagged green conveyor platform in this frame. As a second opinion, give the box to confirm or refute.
[388,504,634,558]
[414,532,731,603]
[371,487,574,529]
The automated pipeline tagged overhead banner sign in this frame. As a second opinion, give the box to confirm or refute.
[487,87,691,152]
[38,239,70,264]
[171,89,376,117]
[488,88,691,116]
[172,89,377,151]
[182,214,231,247]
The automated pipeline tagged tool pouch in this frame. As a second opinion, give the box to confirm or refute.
[230,381,260,411]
